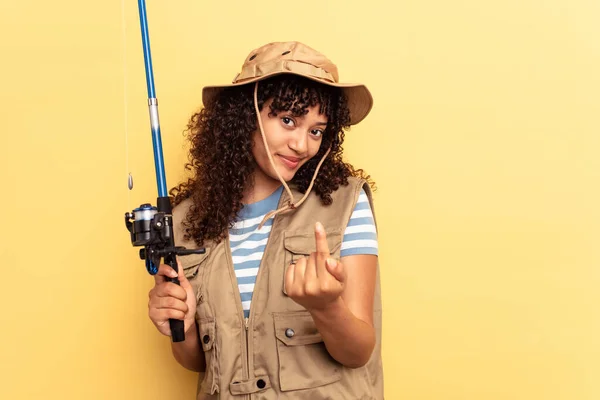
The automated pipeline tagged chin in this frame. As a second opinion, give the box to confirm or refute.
[273,169,296,183]
[279,173,296,183]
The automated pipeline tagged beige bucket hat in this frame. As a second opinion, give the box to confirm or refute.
[202,41,373,125]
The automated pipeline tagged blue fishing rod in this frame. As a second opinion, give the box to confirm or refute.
[124,0,205,343]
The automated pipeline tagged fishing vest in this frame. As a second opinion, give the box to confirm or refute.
[173,177,384,399]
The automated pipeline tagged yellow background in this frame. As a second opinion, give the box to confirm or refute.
[1,0,598,398]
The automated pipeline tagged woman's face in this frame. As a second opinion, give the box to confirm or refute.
[251,99,328,184]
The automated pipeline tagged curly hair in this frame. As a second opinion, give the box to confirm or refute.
[170,75,374,246]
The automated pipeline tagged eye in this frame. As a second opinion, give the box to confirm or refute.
[281,117,295,127]
[311,129,324,138]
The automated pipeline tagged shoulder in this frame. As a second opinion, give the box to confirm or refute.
[295,176,371,213]
[173,197,193,226]
[340,177,378,228]
[172,198,194,247]
[330,176,369,205]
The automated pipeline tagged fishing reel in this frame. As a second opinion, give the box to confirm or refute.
[124,197,205,343]
[124,199,205,276]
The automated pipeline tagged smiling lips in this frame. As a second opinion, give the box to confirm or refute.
[278,154,303,169]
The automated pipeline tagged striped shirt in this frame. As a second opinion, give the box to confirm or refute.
[229,186,378,317]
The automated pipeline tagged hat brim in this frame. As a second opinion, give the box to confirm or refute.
[202,71,373,126]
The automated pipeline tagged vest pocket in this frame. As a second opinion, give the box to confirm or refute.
[282,230,342,296]
[198,318,220,394]
[180,250,210,280]
[273,311,342,391]
[179,250,210,304]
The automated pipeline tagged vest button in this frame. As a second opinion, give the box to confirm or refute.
[202,335,210,344]
[256,379,266,389]
[285,328,295,338]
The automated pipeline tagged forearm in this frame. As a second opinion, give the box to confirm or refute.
[309,297,375,368]
[171,321,206,372]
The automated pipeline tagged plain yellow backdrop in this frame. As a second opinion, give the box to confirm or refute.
[1,0,599,399]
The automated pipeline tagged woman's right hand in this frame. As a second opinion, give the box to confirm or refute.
[148,261,197,337]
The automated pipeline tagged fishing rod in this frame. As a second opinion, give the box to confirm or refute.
[124,0,205,343]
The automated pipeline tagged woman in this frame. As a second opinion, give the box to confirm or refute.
[148,41,383,399]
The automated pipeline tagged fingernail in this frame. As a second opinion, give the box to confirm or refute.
[326,258,336,268]
[170,269,178,278]
[315,222,324,233]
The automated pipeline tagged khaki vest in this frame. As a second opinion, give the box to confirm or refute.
[173,177,383,399]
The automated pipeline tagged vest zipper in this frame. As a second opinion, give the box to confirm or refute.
[224,236,250,390]
[245,317,251,400]
[244,208,282,399]
[229,193,286,399]
[244,316,249,377]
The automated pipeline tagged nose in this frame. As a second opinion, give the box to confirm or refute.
[288,129,308,154]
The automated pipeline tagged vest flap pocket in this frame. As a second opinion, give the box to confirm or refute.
[274,312,323,346]
[179,248,210,279]
[273,311,342,391]
[197,318,220,394]
[283,229,343,255]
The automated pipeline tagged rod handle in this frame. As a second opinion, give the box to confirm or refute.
[166,255,185,343]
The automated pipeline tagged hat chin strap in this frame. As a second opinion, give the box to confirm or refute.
[253,82,331,229]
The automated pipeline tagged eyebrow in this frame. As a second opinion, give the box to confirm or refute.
[285,111,327,126]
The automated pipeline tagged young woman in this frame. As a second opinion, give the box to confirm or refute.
[147,41,383,399]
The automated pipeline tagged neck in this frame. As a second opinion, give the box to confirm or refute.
[243,168,284,204]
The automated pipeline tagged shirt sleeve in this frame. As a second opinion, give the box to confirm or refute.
[340,188,379,257]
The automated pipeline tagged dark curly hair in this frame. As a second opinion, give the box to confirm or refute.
[170,75,374,246]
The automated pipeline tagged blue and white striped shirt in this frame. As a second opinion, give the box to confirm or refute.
[229,186,378,317]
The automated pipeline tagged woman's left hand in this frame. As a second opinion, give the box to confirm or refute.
[285,222,347,311]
